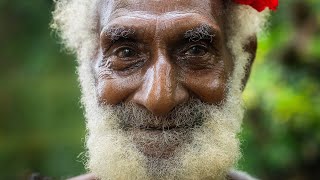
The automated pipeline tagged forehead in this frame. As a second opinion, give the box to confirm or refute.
[98,0,224,28]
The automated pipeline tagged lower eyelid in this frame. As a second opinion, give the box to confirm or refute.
[177,54,216,64]
[110,57,146,70]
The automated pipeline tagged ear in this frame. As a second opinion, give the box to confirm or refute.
[241,35,257,91]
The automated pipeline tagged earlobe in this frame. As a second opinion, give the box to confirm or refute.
[241,35,257,91]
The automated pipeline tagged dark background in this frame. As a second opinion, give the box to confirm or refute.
[0,0,319,179]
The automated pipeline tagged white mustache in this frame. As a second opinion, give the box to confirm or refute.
[101,98,214,130]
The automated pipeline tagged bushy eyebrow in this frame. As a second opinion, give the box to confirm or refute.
[102,24,217,45]
[103,26,135,42]
[184,24,216,42]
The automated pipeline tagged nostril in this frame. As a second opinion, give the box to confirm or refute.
[142,85,189,116]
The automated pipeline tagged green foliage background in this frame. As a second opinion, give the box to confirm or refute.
[0,0,319,179]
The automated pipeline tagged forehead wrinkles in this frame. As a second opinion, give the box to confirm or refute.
[98,0,224,29]
[112,0,208,12]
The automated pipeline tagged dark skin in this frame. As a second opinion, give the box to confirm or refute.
[95,0,233,114]
[71,0,257,179]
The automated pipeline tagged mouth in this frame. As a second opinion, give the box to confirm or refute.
[121,116,203,131]
[138,125,190,131]
[128,126,193,159]
[113,100,206,158]
[118,114,204,158]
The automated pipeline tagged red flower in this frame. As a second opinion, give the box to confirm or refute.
[233,0,279,12]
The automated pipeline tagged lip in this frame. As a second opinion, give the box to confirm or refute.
[130,127,191,158]
[139,126,183,131]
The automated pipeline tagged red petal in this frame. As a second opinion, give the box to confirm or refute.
[233,0,279,12]
[269,0,279,10]
[233,0,255,5]
[251,0,268,12]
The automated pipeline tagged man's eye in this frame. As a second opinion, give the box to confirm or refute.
[185,45,208,56]
[116,47,137,58]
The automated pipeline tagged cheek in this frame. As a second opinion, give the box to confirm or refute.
[96,74,142,105]
[183,67,229,104]
[93,50,143,105]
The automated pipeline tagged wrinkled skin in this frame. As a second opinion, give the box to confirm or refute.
[94,0,235,158]
[95,0,233,114]
[70,0,257,179]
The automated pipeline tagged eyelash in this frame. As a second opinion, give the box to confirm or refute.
[100,39,219,74]
[184,44,208,56]
[178,41,212,55]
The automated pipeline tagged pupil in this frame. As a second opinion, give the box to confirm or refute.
[124,49,132,57]
[192,47,199,53]
[118,48,136,58]
[191,46,201,54]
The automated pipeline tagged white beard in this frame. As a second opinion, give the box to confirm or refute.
[51,0,269,178]
[78,58,245,180]
[77,23,251,178]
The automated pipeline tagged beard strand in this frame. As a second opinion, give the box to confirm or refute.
[114,98,207,130]
[76,43,245,178]
[83,90,243,179]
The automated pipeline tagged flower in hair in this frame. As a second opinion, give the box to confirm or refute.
[233,0,279,12]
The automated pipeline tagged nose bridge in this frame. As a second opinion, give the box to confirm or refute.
[130,18,189,115]
[142,50,176,115]
[148,18,176,103]
[152,52,174,101]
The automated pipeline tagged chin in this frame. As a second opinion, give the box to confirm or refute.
[84,93,243,180]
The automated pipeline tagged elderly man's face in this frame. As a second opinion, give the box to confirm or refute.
[85,0,243,179]
[96,0,233,108]
[94,0,233,156]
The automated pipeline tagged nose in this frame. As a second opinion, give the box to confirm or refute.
[131,52,189,116]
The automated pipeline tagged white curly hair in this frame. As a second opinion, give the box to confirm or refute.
[51,0,269,92]
[51,1,270,179]
[51,0,270,121]
[52,0,269,52]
